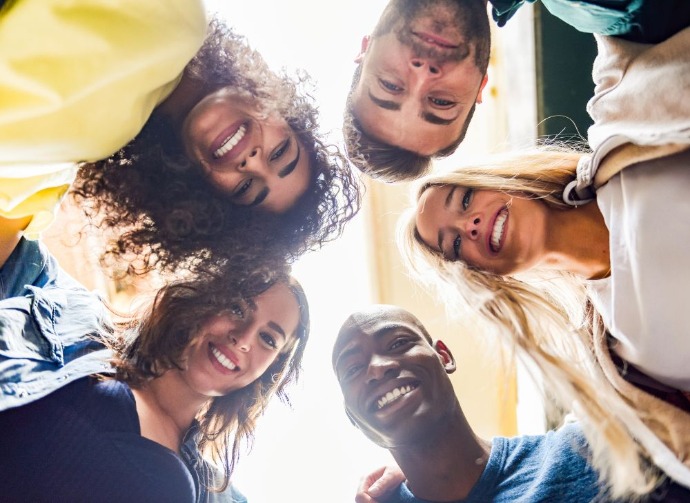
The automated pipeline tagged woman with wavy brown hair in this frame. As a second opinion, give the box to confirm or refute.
[0,233,310,501]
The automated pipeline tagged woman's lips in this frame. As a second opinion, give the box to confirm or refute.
[489,208,508,253]
[210,120,249,161]
[208,342,240,374]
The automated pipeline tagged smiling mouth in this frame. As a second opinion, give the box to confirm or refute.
[213,124,247,159]
[490,208,508,253]
[375,384,418,410]
[210,343,239,371]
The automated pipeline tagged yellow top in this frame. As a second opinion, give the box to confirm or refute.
[0,0,207,237]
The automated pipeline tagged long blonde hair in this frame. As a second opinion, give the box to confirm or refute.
[398,148,661,499]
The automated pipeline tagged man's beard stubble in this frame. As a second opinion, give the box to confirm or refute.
[373,0,485,65]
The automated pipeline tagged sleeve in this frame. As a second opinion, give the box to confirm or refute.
[0,237,78,300]
[490,0,536,27]
[0,0,208,235]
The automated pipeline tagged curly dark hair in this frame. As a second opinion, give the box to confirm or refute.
[107,264,310,492]
[72,19,361,275]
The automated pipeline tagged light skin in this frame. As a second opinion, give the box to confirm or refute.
[415,184,611,279]
[333,305,490,502]
[351,1,488,156]
[132,282,300,453]
[159,80,311,213]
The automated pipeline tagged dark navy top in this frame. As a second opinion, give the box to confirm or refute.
[0,377,197,502]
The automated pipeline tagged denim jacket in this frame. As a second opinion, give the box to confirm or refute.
[0,238,114,411]
[491,0,645,38]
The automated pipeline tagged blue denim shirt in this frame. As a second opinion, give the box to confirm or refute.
[0,238,114,411]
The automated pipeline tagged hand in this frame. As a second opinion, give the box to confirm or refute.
[355,464,405,503]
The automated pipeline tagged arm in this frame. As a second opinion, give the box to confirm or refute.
[355,464,405,503]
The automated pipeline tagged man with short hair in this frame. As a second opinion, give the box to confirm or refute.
[332,305,690,502]
[343,0,690,182]
[332,305,603,502]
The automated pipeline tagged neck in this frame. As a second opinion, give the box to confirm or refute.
[132,372,209,453]
[389,408,490,501]
[542,201,610,279]
[155,73,206,126]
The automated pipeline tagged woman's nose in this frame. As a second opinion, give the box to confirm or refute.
[238,147,261,171]
[230,333,251,352]
[464,215,481,240]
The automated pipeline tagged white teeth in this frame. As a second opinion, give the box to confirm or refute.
[213,125,246,159]
[491,210,508,252]
[377,385,415,410]
[211,345,237,371]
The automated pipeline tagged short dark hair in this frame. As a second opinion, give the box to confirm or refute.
[341,0,489,182]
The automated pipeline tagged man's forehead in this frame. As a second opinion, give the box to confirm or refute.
[334,306,426,354]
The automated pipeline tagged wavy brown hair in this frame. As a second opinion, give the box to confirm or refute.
[107,264,310,492]
[72,20,360,275]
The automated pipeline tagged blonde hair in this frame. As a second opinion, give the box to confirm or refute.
[398,148,662,499]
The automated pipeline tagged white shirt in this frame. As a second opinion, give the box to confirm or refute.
[589,149,690,392]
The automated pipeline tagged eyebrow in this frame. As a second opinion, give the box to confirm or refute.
[250,187,269,207]
[367,90,401,111]
[333,323,416,374]
[437,186,458,252]
[368,91,459,126]
[334,345,362,375]
[422,112,459,126]
[278,144,301,178]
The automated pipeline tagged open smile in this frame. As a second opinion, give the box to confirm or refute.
[208,342,240,374]
[368,380,420,413]
[489,207,508,253]
[211,121,250,161]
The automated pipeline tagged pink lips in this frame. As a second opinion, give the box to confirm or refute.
[208,342,240,375]
[210,120,249,162]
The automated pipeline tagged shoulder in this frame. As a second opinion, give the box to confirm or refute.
[490,424,602,502]
[380,482,422,503]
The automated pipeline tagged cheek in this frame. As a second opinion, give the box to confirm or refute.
[206,170,239,193]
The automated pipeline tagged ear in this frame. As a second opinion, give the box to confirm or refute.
[354,36,370,64]
[433,340,456,374]
[475,74,489,104]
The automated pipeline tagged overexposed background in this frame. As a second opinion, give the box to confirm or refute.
[208,2,542,502]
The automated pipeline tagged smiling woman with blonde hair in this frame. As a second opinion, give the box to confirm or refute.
[397,144,690,499]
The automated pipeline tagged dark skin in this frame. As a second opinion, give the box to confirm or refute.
[333,305,490,502]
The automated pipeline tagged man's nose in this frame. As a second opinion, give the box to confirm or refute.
[410,58,441,76]
[365,355,398,384]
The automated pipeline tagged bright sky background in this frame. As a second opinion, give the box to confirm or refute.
[207,2,542,501]
[208,1,400,501]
